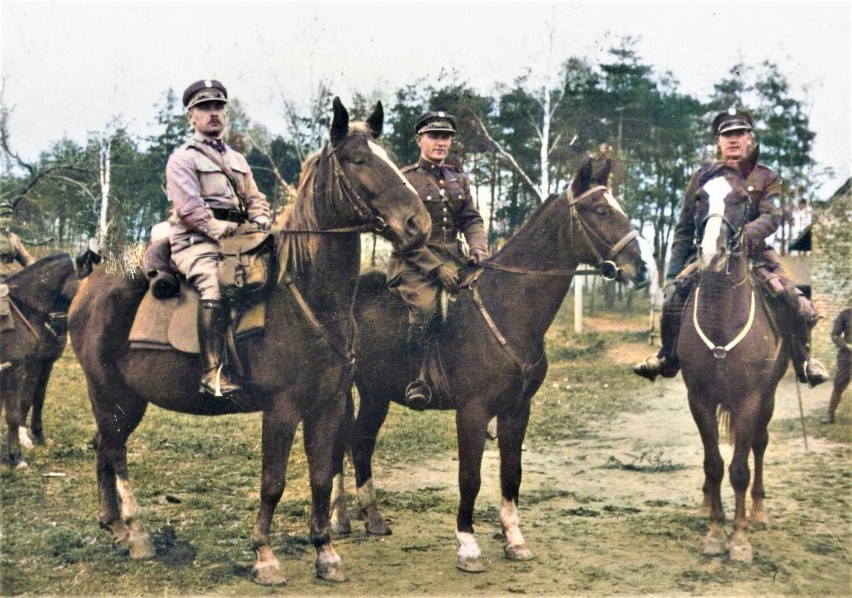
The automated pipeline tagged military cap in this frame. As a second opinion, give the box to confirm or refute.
[415,111,457,135]
[0,202,14,217]
[713,108,753,136]
[183,79,228,109]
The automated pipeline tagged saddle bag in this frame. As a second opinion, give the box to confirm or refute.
[218,231,274,300]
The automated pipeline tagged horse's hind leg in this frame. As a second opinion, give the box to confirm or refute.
[349,386,392,535]
[303,394,347,582]
[688,396,726,555]
[251,397,299,585]
[498,397,534,562]
[91,391,153,559]
[455,401,490,573]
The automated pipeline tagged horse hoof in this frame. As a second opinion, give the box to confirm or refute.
[316,561,347,582]
[364,519,392,536]
[729,542,753,563]
[750,511,770,527]
[504,543,534,561]
[457,556,486,573]
[253,563,288,585]
[331,518,352,536]
[129,532,156,559]
[18,428,34,450]
[702,531,727,556]
[14,459,29,470]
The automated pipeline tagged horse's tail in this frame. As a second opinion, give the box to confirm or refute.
[716,405,733,445]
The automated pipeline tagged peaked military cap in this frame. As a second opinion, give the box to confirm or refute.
[713,108,753,136]
[0,202,14,217]
[415,111,457,135]
[183,79,228,109]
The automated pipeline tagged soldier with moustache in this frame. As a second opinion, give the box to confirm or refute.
[633,109,830,388]
[388,111,489,409]
[165,79,271,397]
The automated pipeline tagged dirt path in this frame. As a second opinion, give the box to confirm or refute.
[326,361,850,597]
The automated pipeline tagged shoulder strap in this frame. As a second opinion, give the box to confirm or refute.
[188,142,247,213]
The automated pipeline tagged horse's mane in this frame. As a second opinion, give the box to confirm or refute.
[276,151,323,275]
[489,192,563,260]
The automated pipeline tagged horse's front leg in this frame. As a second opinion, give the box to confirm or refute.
[251,396,300,586]
[29,359,56,445]
[303,392,348,582]
[728,398,760,563]
[350,385,392,535]
[750,397,773,528]
[688,395,726,556]
[2,367,27,469]
[455,401,490,572]
[498,397,534,561]
[330,390,355,536]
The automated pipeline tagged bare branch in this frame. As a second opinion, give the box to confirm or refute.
[245,133,297,203]
[473,113,544,203]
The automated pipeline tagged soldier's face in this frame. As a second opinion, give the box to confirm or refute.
[417,132,453,164]
[188,101,228,138]
[717,129,753,164]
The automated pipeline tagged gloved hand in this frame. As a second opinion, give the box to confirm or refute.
[663,278,677,302]
[252,217,272,231]
[209,219,238,239]
[432,263,460,293]
[233,221,263,236]
[467,248,489,266]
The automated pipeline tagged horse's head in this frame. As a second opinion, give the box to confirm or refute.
[325,97,430,252]
[565,157,649,289]
[6,253,78,314]
[695,164,751,275]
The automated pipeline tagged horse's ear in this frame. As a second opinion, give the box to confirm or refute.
[331,97,349,145]
[366,101,383,138]
[592,159,611,186]
[572,156,594,193]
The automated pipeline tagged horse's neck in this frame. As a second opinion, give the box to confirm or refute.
[696,262,753,334]
[478,227,578,352]
[9,260,70,313]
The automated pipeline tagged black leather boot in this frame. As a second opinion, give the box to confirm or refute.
[787,299,830,388]
[634,286,684,381]
[403,324,431,410]
[198,300,241,396]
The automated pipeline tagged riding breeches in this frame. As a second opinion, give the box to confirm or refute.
[171,242,220,301]
[389,269,441,330]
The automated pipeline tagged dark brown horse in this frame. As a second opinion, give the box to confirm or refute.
[677,164,787,563]
[68,98,430,585]
[1,249,100,467]
[332,158,648,572]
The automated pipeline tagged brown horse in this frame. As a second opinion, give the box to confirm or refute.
[1,249,100,467]
[677,164,787,563]
[68,98,430,585]
[332,158,649,572]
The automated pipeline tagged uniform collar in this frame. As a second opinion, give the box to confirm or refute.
[418,157,445,174]
[192,132,227,153]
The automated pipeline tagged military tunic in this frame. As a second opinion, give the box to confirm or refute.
[165,133,270,300]
[667,146,782,280]
[388,158,487,327]
[832,308,852,391]
[0,229,35,280]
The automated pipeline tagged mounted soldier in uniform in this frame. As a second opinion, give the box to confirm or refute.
[165,79,271,397]
[0,202,35,280]
[387,111,489,408]
[633,109,830,387]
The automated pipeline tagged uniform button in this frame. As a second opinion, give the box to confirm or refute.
[748,186,754,192]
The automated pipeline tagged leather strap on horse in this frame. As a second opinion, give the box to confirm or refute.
[692,285,756,359]
[8,297,40,341]
[281,273,356,365]
[467,269,544,376]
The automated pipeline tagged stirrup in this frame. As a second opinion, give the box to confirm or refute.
[404,380,432,411]
[633,354,662,382]
[803,359,830,389]
[200,365,240,397]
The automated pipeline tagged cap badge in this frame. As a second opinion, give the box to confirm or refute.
[204,79,212,88]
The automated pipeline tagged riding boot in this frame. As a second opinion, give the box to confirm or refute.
[634,285,685,381]
[788,303,830,388]
[198,300,241,397]
[403,324,431,410]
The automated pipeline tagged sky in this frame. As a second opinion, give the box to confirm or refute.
[1,1,850,199]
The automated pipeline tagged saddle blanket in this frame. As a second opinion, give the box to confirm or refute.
[128,281,265,353]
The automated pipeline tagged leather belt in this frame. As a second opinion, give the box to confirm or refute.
[429,229,457,243]
[210,208,247,223]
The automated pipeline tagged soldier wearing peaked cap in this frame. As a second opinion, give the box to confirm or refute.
[387,111,489,409]
[0,202,35,280]
[165,79,271,397]
[633,108,830,388]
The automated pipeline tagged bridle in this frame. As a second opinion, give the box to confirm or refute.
[475,185,638,282]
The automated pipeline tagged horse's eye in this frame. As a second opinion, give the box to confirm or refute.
[348,156,367,166]
[593,205,610,216]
